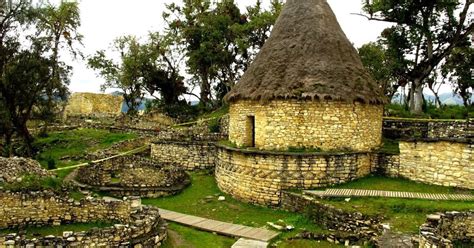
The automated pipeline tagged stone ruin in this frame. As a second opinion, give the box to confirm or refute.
[0,157,51,184]
[71,155,190,198]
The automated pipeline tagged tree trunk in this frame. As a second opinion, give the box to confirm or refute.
[18,122,33,157]
[200,76,211,107]
[3,130,13,157]
[410,79,424,114]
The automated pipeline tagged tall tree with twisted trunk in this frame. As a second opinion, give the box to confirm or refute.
[361,0,473,114]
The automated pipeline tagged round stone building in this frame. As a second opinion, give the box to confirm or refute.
[216,0,386,205]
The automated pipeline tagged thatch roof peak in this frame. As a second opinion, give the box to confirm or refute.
[225,0,386,104]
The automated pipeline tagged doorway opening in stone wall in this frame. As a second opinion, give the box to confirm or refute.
[245,116,256,147]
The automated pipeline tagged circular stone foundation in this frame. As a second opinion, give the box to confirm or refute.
[215,145,375,206]
[0,191,167,246]
[229,100,383,151]
[72,155,190,198]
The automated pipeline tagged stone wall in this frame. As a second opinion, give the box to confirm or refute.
[383,118,471,140]
[65,92,123,117]
[419,211,474,248]
[0,157,51,183]
[376,141,473,189]
[74,155,190,198]
[281,191,383,242]
[229,100,383,151]
[151,141,217,170]
[215,145,375,205]
[0,191,167,246]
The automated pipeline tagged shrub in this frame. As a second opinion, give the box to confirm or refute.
[4,174,62,192]
[46,156,57,170]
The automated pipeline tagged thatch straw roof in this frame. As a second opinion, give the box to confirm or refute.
[225,0,386,104]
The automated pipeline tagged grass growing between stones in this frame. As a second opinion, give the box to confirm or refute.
[34,128,137,169]
[318,175,474,233]
[143,171,341,247]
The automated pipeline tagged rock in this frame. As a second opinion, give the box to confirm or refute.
[345,198,351,202]
[267,222,285,231]
[218,196,226,201]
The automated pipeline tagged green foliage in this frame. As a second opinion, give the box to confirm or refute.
[0,222,113,238]
[164,0,282,106]
[363,0,473,113]
[46,156,56,170]
[379,138,400,154]
[386,103,473,119]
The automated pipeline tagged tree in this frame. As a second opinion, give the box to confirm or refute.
[89,34,187,115]
[358,42,405,100]
[36,0,82,123]
[164,0,282,107]
[361,0,473,114]
[0,0,75,157]
[442,41,474,107]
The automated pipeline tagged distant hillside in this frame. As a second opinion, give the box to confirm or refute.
[393,93,473,106]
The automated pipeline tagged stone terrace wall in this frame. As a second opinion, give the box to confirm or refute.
[151,141,217,170]
[375,140,473,189]
[215,145,375,205]
[281,192,383,242]
[229,100,383,151]
[0,157,51,183]
[419,211,474,248]
[0,192,167,247]
[398,141,472,189]
[65,93,123,117]
[383,118,471,140]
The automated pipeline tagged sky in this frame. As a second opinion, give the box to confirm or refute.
[59,0,392,94]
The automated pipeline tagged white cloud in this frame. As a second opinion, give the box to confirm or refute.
[59,0,391,94]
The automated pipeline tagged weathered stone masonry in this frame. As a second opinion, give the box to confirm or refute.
[65,92,123,117]
[419,211,474,248]
[0,191,167,247]
[151,141,217,170]
[229,100,383,152]
[215,145,375,205]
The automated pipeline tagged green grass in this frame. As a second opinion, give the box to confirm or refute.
[143,171,329,247]
[318,175,474,233]
[34,128,137,169]
[328,175,473,194]
[162,223,237,248]
[0,222,113,238]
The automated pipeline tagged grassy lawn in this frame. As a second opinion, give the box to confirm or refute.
[143,171,341,247]
[327,175,473,194]
[34,128,137,169]
[162,223,237,248]
[0,222,113,238]
[318,175,474,233]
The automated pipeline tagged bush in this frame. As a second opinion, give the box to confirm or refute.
[385,103,473,119]
[46,156,56,170]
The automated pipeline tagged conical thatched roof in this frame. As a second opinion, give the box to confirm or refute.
[225,0,385,104]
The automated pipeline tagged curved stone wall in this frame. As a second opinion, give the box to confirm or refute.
[229,100,383,151]
[215,145,375,205]
[0,191,167,246]
[74,155,190,198]
[419,211,474,247]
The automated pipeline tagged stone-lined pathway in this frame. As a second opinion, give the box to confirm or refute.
[158,208,279,242]
[305,189,474,201]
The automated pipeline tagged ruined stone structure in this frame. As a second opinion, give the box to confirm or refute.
[0,157,51,183]
[0,191,167,246]
[419,211,474,248]
[65,92,123,117]
[215,0,385,205]
[73,155,190,198]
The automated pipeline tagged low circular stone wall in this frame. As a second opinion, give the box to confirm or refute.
[229,100,383,151]
[0,191,167,246]
[215,145,375,205]
[73,155,190,198]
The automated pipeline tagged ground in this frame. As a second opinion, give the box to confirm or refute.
[2,128,473,247]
